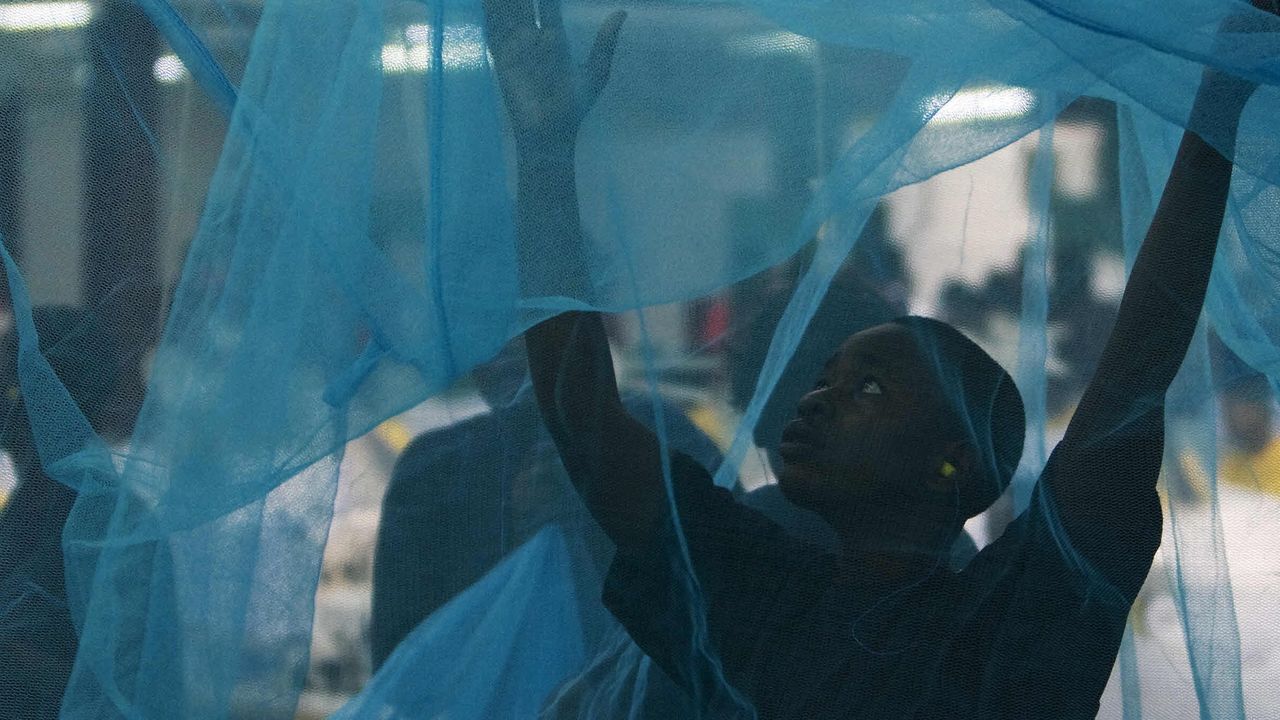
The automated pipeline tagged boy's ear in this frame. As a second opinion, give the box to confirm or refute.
[925,440,978,497]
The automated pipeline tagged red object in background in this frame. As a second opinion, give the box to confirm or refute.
[699,297,730,351]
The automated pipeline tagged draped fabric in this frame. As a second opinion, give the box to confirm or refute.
[0,0,1278,717]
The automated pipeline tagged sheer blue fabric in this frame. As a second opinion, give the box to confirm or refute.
[0,0,1278,718]
[338,526,589,720]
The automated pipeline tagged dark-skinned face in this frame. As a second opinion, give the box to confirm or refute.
[776,323,955,519]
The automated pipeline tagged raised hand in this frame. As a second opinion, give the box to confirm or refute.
[483,0,626,157]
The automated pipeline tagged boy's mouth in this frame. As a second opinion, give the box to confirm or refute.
[779,421,825,462]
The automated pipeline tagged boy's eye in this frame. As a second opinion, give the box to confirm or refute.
[860,378,883,395]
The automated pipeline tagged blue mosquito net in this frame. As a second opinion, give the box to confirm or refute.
[1,0,1279,717]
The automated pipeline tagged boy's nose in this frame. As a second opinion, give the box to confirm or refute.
[797,391,833,423]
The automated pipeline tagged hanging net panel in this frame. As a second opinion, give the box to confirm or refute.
[1,0,1279,718]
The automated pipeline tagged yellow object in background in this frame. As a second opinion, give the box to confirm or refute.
[375,419,414,455]
[1220,437,1280,497]
[688,403,732,451]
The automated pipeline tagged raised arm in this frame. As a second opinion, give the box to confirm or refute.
[1067,9,1272,443]
[484,0,668,546]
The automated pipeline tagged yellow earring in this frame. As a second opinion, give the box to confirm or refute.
[940,461,957,479]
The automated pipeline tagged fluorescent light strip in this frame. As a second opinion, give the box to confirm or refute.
[725,31,816,57]
[0,1,93,32]
[383,24,487,75]
[930,87,1036,125]
[150,25,488,85]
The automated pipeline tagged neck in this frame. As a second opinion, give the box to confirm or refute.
[830,499,958,583]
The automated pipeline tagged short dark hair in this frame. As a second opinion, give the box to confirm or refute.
[890,316,1025,518]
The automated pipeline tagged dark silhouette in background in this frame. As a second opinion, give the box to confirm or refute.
[0,307,123,720]
[370,342,723,670]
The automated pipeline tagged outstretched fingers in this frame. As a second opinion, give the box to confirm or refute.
[583,10,627,106]
[483,0,535,50]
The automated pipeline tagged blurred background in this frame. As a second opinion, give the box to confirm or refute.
[0,1,1277,718]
